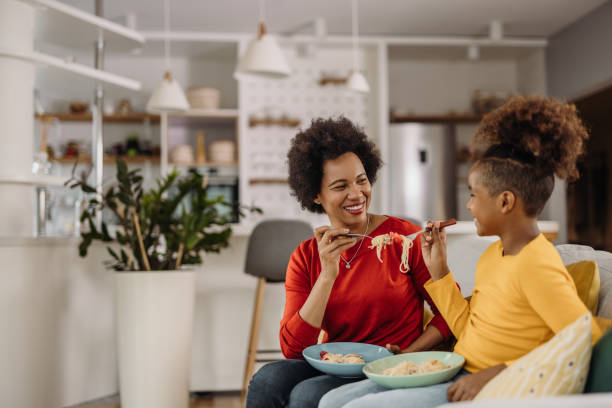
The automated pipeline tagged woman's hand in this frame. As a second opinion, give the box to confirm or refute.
[314,225,356,280]
[447,364,506,402]
[421,221,450,281]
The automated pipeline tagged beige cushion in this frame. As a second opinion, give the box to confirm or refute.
[556,244,612,319]
[565,260,600,314]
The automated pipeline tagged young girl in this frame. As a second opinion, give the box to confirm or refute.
[319,96,603,408]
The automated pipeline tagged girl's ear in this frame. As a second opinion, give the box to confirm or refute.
[499,190,516,214]
[314,195,321,205]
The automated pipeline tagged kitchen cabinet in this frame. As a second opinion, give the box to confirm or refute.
[0,0,143,238]
[0,1,143,405]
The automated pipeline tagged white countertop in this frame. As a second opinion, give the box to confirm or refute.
[446,220,559,234]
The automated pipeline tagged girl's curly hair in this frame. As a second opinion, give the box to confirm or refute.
[287,117,382,214]
[472,95,589,216]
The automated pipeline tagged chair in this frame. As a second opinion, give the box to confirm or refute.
[241,219,313,400]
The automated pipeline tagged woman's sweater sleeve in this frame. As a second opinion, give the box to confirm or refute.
[410,238,453,339]
[279,244,322,359]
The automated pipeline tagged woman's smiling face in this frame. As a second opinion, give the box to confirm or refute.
[315,152,371,229]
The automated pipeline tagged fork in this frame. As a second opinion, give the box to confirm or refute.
[341,218,456,241]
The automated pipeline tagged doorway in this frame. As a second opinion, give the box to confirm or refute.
[569,86,612,250]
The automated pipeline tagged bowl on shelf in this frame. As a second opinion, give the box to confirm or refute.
[69,101,89,114]
[208,140,235,163]
[170,144,194,165]
[187,87,220,110]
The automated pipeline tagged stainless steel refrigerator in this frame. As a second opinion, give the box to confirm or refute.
[388,123,457,224]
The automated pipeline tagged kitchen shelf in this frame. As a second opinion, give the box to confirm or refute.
[36,113,160,123]
[169,109,239,119]
[18,0,144,52]
[50,155,161,165]
[0,48,141,91]
[170,161,238,168]
[0,174,68,187]
[248,178,288,185]
[390,113,483,124]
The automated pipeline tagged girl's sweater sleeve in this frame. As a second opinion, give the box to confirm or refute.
[424,272,470,339]
[410,238,453,339]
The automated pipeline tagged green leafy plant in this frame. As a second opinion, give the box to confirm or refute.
[66,158,260,271]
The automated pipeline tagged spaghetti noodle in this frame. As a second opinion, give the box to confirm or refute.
[320,351,365,364]
[382,358,447,376]
[368,232,414,273]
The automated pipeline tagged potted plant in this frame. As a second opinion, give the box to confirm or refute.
[67,158,258,408]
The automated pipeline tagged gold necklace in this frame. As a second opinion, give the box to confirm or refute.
[340,214,370,269]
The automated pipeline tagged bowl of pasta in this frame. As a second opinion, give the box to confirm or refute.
[362,351,465,388]
[303,342,392,378]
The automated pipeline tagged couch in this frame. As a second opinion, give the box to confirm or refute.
[438,242,612,407]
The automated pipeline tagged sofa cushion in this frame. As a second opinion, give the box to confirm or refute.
[556,245,612,319]
[585,327,612,393]
[475,313,593,400]
[565,260,600,314]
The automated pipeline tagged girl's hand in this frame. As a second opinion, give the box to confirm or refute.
[421,221,449,281]
[447,364,506,402]
[385,344,401,354]
[314,225,356,280]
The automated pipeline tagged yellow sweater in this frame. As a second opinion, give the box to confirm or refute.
[425,233,602,373]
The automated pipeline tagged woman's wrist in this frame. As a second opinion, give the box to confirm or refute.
[319,264,339,281]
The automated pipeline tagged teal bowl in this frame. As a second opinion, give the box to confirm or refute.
[363,351,465,388]
[303,342,392,378]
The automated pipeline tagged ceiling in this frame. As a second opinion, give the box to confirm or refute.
[62,0,607,38]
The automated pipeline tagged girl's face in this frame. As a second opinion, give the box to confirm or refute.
[467,166,501,236]
[315,152,371,230]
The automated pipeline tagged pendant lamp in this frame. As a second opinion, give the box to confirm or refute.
[147,0,189,112]
[347,0,369,93]
[234,0,290,79]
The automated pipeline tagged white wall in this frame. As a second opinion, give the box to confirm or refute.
[0,235,269,405]
[388,55,518,115]
[547,1,612,101]
[0,240,116,408]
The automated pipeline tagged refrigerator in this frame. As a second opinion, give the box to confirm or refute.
[388,123,457,224]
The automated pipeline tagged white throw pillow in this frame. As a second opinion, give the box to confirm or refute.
[475,312,593,400]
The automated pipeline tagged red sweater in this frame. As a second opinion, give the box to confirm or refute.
[280,216,452,359]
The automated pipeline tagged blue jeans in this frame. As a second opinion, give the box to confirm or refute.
[318,370,470,408]
[246,359,360,408]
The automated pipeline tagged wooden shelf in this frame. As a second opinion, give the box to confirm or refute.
[36,113,160,123]
[248,178,288,185]
[18,0,144,52]
[390,113,483,124]
[50,155,160,165]
[168,109,239,119]
[170,161,238,168]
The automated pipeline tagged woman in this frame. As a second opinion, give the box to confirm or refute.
[246,117,452,408]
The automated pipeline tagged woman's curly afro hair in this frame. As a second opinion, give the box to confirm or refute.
[472,95,589,216]
[287,117,382,214]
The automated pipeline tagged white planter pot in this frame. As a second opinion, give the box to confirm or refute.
[115,270,196,408]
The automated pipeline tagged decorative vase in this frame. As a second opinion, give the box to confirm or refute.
[114,270,196,408]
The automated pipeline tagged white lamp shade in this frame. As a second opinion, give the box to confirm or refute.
[146,71,190,113]
[234,33,291,79]
[347,70,370,93]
